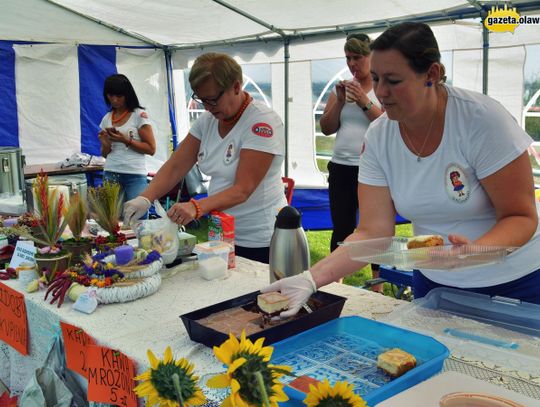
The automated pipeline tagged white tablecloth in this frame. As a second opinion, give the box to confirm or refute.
[0,256,404,395]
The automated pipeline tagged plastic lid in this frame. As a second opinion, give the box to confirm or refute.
[193,241,231,255]
[275,206,302,229]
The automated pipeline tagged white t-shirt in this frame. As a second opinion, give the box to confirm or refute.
[331,89,378,166]
[100,108,152,175]
[358,86,540,288]
[190,100,287,248]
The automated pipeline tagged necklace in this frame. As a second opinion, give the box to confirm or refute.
[222,91,251,126]
[399,92,440,162]
[111,109,129,124]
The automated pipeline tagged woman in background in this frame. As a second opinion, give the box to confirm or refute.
[319,33,383,289]
[98,74,156,216]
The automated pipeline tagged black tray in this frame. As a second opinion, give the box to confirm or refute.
[180,290,347,348]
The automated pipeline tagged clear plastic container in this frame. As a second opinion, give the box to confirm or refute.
[384,287,540,376]
[340,237,516,271]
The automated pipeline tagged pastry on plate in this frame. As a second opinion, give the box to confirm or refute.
[407,235,444,249]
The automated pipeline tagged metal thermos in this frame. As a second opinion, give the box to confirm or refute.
[269,206,310,282]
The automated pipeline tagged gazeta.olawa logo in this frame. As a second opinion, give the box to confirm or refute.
[484,4,540,33]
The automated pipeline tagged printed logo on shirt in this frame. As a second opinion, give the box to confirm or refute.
[224,142,235,165]
[445,163,470,203]
[252,122,273,138]
[197,149,206,161]
[140,111,148,119]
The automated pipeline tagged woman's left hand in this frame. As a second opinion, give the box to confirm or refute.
[167,202,197,226]
[448,234,472,245]
[345,80,370,106]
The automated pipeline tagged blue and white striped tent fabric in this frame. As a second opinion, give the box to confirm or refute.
[0,42,170,172]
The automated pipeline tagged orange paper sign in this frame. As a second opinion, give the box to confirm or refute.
[60,322,96,376]
[0,282,28,355]
[86,345,138,407]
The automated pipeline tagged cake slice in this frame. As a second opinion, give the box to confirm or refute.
[257,292,289,314]
[377,348,417,377]
[407,235,444,249]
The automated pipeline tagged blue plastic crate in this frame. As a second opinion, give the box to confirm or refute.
[271,316,449,406]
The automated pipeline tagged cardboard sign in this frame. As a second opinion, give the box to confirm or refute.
[8,240,36,269]
[87,345,138,407]
[0,282,28,355]
[60,322,96,376]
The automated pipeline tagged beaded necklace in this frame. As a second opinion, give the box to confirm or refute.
[222,91,251,126]
[111,109,129,124]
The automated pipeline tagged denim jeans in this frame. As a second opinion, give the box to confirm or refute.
[103,171,148,219]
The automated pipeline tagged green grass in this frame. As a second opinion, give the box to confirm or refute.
[186,216,414,298]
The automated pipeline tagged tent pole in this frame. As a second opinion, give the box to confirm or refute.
[284,38,290,177]
[164,48,178,151]
[481,9,489,95]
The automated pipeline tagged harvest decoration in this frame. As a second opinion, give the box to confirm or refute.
[303,379,368,407]
[134,346,206,407]
[207,330,291,407]
[87,181,126,251]
[63,192,93,262]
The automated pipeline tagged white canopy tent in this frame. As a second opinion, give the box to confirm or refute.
[1,0,540,189]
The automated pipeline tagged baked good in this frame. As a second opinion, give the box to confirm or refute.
[288,376,321,393]
[257,292,289,314]
[377,348,417,377]
[407,235,444,249]
[198,307,262,336]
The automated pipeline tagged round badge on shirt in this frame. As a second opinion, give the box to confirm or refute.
[445,163,470,203]
[224,142,235,165]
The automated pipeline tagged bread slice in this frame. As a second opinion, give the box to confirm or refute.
[407,235,444,249]
[377,348,417,377]
[257,292,289,314]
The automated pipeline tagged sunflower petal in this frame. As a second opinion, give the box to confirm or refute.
[206,373,230,388]
[147,349,159,369]
[163,346,173,363]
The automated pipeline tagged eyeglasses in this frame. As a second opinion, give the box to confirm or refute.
[346,33,370,43]
[191,90,225,106]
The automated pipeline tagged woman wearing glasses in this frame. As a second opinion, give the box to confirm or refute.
[319,33,383,287]
[124,53,286,263]
[98,74,156,209]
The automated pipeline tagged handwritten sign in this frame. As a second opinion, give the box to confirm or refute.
[0,282,28,355]
[8,240,36,269]
[87,345,138,407]
[60,322,96,376]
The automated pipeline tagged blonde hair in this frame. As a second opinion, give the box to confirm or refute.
[344,33,371,56]
[189,52,243,91]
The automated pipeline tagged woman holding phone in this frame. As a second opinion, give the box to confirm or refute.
[98,74,156,217]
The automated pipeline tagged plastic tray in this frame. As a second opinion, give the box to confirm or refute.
[384,287,540,376]
[180,290,346,348]
[340,237,516,271]
[271,316,449,406]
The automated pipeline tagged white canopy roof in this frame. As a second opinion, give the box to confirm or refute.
[2,0,539,48]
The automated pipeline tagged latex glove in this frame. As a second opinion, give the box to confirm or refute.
[123,196,151,227]
[260,270,317,318]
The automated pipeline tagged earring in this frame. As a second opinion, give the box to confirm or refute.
[426,80,433,87]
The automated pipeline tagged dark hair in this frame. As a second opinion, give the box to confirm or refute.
[370,22,446,82]
[103,74,143,111]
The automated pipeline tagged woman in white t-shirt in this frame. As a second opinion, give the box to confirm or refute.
[98,74,156,216]
[123,53,286,263]
[263,22,540,317]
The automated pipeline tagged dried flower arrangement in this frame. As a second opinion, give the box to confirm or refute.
[87,181,126,251]
[63,192,93,262]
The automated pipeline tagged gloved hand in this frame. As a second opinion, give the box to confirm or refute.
[123,196,151,227]
[260,270,317,318]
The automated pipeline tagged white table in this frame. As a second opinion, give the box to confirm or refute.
[0,256,404,396]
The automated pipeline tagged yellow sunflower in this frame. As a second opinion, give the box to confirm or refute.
[304,379,368,407]
[134,346,206,407]
[207,331,292,407]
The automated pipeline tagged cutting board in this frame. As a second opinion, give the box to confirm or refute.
[376,371,537,406]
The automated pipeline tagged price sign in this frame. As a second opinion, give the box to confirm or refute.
[86,345,138,407]
[60,322,96,376]
[0,282,28,355]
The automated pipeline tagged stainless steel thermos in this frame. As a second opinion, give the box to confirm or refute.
[269,206,310,282]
